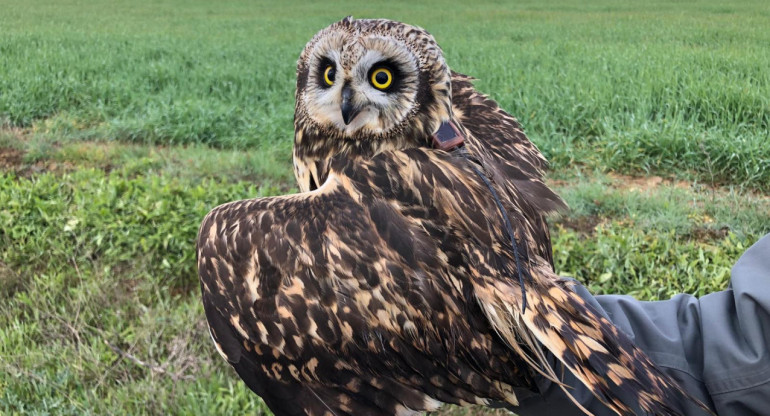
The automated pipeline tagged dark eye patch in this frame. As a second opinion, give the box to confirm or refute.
[317,57,335,88]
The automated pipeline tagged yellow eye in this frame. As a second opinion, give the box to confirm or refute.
[323,65,335,86]
[370,67,392,90]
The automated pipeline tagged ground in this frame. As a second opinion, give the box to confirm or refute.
[1,0,769,415]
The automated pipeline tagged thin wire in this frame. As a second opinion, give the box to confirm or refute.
[457,148,529,313]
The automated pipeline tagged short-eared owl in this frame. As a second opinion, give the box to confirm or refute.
[198,17,708,416]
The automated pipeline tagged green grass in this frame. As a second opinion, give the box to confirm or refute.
[1,0,769,189]
[1,0,769,414]
[0,170,273,415]
[6,136,294,186]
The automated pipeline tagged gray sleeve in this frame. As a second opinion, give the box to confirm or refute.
[513,233,770,415]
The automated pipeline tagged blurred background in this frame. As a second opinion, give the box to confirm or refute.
[1,0,768,414]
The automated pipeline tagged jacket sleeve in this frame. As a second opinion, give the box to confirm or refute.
[513,233,770,415]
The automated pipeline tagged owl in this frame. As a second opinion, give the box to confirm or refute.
[198,17,709,416]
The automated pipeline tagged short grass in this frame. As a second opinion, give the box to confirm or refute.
[2,0,769,189]
[1,0,769,415]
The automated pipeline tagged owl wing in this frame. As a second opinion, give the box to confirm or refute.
[197,190,438,416]
[451,71,565,267]
[198,148,708,416]
[198,150,534,416]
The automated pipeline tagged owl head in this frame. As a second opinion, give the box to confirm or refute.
[293,17,457,189]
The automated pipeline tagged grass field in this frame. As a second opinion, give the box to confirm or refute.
[1,0,769,414]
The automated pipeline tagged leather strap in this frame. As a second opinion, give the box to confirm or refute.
[431,121,465,151]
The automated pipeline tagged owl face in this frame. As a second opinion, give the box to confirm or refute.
[301,31,421,137]
[293,18,456,192]
[295,18,454,152]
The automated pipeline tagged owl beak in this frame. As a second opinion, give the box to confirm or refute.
[340,84,360,125]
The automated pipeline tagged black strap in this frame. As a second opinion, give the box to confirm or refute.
[432,121,529,312]
[454,147,529,313]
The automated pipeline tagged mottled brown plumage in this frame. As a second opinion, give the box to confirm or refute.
[198,17,710,415]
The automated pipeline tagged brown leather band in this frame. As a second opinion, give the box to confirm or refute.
[431,121,465,151]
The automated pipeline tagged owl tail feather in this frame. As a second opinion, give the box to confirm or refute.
[473,266,714,416]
